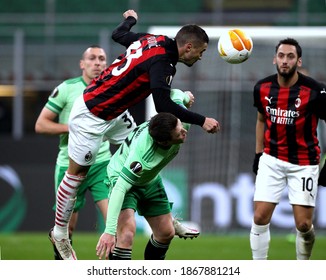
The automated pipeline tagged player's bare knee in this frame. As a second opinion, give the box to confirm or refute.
[253,214,270,226]
[296,221,312,233]
[118,229,135,248]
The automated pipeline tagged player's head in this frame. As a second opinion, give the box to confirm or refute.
[149,112,187,146]
[80,45,107,83]
[175,24,209,67]
[273,38,302,79]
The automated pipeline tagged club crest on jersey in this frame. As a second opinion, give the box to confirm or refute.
[130,161,142,173]
[166,75,173,86]
[85,151,93,162]
[50,87,59,98]
[295,98,301,108]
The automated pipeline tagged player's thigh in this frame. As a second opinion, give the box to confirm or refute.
[68,96,111,166]
[136,178,171,217]
[287,164,318,207]
[146,213,174,241]
[254,153,287,203]
[87,161,110,202]
[105,110,136,145]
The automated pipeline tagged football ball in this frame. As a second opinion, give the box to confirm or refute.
[217,29,253,64]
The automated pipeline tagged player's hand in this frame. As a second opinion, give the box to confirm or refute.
[318,159,326,187]
[123,9,138,20]
[252,152,263,175]
[184,91,195,108]
[202,117,220,134]
[96,233,116,260]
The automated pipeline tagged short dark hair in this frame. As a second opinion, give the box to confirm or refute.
[275,38,302,58]
[81,44,104,59]
[175,24,209,47]
[149,112,178,143]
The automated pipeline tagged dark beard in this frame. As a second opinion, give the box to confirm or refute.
[277,65,297,79]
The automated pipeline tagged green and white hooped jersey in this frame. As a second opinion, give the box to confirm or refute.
[45,76,111,166]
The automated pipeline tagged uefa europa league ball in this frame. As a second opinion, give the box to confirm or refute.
[217,29,253,64]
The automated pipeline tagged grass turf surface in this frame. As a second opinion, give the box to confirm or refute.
[1,232,326,260]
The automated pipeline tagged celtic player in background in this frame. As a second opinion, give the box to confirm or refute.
[35,45,114,260]
[96,89,197,260]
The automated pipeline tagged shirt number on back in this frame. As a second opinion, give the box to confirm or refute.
[111,41,142,76]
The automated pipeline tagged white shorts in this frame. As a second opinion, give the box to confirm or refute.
[68,95,136,166]
[254,153,318,206]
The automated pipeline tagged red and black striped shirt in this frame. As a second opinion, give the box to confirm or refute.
[253,72,325,165]
[82,16,206,127]
[84,34,177,121]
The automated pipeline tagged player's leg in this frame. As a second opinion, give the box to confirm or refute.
[49,162,87,260]
[250,201,275,260]
[50,165,81,260]
[104,109,136,145]
[293,205,315,260]
[50,97,105,260]
[110,209,136,260]
[145,213,174,260]
[49,164,86,260]
[95,199,108,232]
[289,163,318,260]
[89,160,110,232]
[250,154,285,260]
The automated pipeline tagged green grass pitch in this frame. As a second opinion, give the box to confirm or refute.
[1,232,326,260]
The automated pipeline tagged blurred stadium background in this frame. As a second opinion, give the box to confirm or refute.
[1,0,326,239]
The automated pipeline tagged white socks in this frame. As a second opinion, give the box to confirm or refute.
[296,225,315,260]
[250,222,270,260]
[250,222,315,260]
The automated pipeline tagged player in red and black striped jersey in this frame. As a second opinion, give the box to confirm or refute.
[250,38,326,260]
[50,10,220,260]
[84,9,219,130]
[254,72,323,165]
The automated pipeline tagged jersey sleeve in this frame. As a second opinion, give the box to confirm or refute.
[104,176,132,235]
[152,88,205,126]
[170,89,190,107]
[111,16,147,48]
[253,83,264,114]
[170,89,191,130]
[314,83,326,120]
[45,83,67,114]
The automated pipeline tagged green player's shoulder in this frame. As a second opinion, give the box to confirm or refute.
[64,76,86,86]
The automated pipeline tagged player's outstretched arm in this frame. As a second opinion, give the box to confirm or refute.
[111,10,142,47]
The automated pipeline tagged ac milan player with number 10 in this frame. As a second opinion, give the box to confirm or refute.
[250,37,326,260]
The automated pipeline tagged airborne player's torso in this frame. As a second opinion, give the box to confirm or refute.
[83,34,177,121]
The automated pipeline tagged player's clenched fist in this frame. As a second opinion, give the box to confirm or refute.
[202,117,220,133]
[123,9,138,20]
